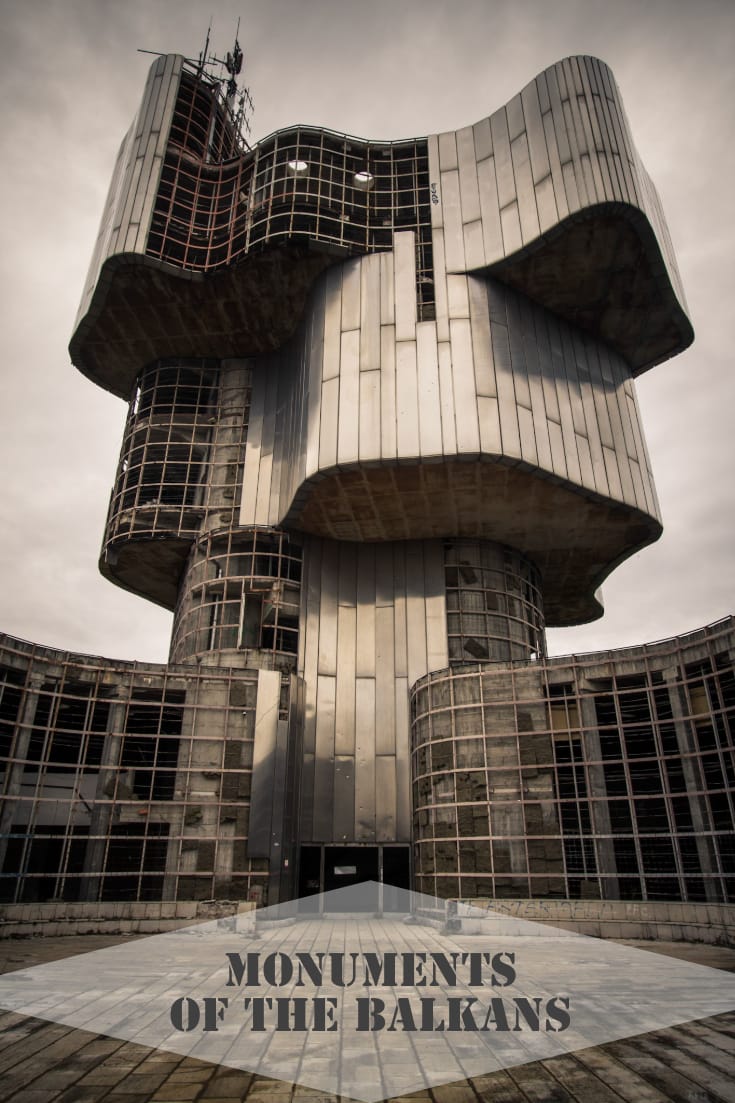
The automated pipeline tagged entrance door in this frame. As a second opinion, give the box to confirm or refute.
[297,844,410,911]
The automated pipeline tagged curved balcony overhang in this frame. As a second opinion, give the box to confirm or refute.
[280,457,662,626]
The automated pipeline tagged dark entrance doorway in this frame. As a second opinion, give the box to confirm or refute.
[297,844,411,912]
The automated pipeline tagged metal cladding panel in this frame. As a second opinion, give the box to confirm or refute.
[394,231,417,342]
[337,329,360,466]
[247,670,282,857]
[416,323,442,458]
[457,126,482,225]
[297,536,448,843]
[73,55,180,333]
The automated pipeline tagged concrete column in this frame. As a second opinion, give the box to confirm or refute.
[578,695,620,900]
[0,673,45,875]
[80,687,128,901]
[664,670,719,902]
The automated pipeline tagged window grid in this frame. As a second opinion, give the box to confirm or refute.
[105,360,250,585]
[147,71,435,319]
[445,541,546,664]
[410,621,735,903]
[0,638,270,905]
[171,528,302,666]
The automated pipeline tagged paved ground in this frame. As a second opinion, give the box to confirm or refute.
[1,935,735,1103]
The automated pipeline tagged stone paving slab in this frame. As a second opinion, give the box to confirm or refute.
[1,936,734,1103]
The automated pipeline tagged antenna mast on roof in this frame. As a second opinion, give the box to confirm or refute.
[206,18,255,145]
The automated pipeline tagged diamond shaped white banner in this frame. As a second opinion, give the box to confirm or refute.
[0,884,734,1101]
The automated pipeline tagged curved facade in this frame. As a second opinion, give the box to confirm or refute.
[2,48,727,911]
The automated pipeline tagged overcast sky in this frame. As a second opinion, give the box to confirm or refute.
[0,0,733,666]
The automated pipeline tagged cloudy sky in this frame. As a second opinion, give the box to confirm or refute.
[0,0,733,665]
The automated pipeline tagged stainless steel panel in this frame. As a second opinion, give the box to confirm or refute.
[341,259,361,333]
[457,125,481,224]
[547,419,567,477]
[335,545,357,756]
[628,455,647,512]
[395,340,420,458]
[602,445,623,501]
[575,432,595,490]
[490,109,515,211]
[467,277,496,398]
[463,218,485,270]
[561,98,589,208]
[521,81,550,185]
[448,318,480,455]
[375,605,396,756]
[535,310,561,426]
[354,677,376,839]
[305,282,326,478]
[379,250,395,325]
[499,201,523,254]
[440,169,465,273]
[506,93,525,141]
[318,376,339,470]
[356,544,376,677]
[431,229,450,342]
[534,174,559,235]
[379,325,397,460]
[625,392,658,515]
[572,333,609,496]
[334,605,356,756]
[536,71,551,115]
[446,273,470,320]
[574,77,606,201]
[299,536,322,754]
[333,756,356,842]
[424,541,448,675]
[337,329,360,467]
[549,317,582,485]
[561,159,581,215]
[437,341,457,455]
[517,405,538,467]
[359,255,381,372]
[477,395,501,455]
[151,54,179,139]
[359,369,381,463]
[393,231,417,342]
[473,117,492,161]
[392,547,408,679]
[255,364,279,524]
[517,296,552,473]
[541,110,569,222]
[405,542,428,686]
[375,756,397,842]
[491,314,521,461]
[322,266,343,381]
[248,670,281,856]
[511,133,541,244]
[394,677,411,841]
[477,156,504,263]
[544,65,572,167]
[317,541,340,676]
[375,543,394,608]
[438,130,458,171]
[588,348,615,451]
[416,322,443,458]
[312,674,336,841]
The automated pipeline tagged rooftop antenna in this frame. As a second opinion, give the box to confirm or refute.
[197,20,212,78]
[137,20,254,148]
[210,18,254,143]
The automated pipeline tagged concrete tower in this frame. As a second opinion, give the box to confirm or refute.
[7,49,726,912]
